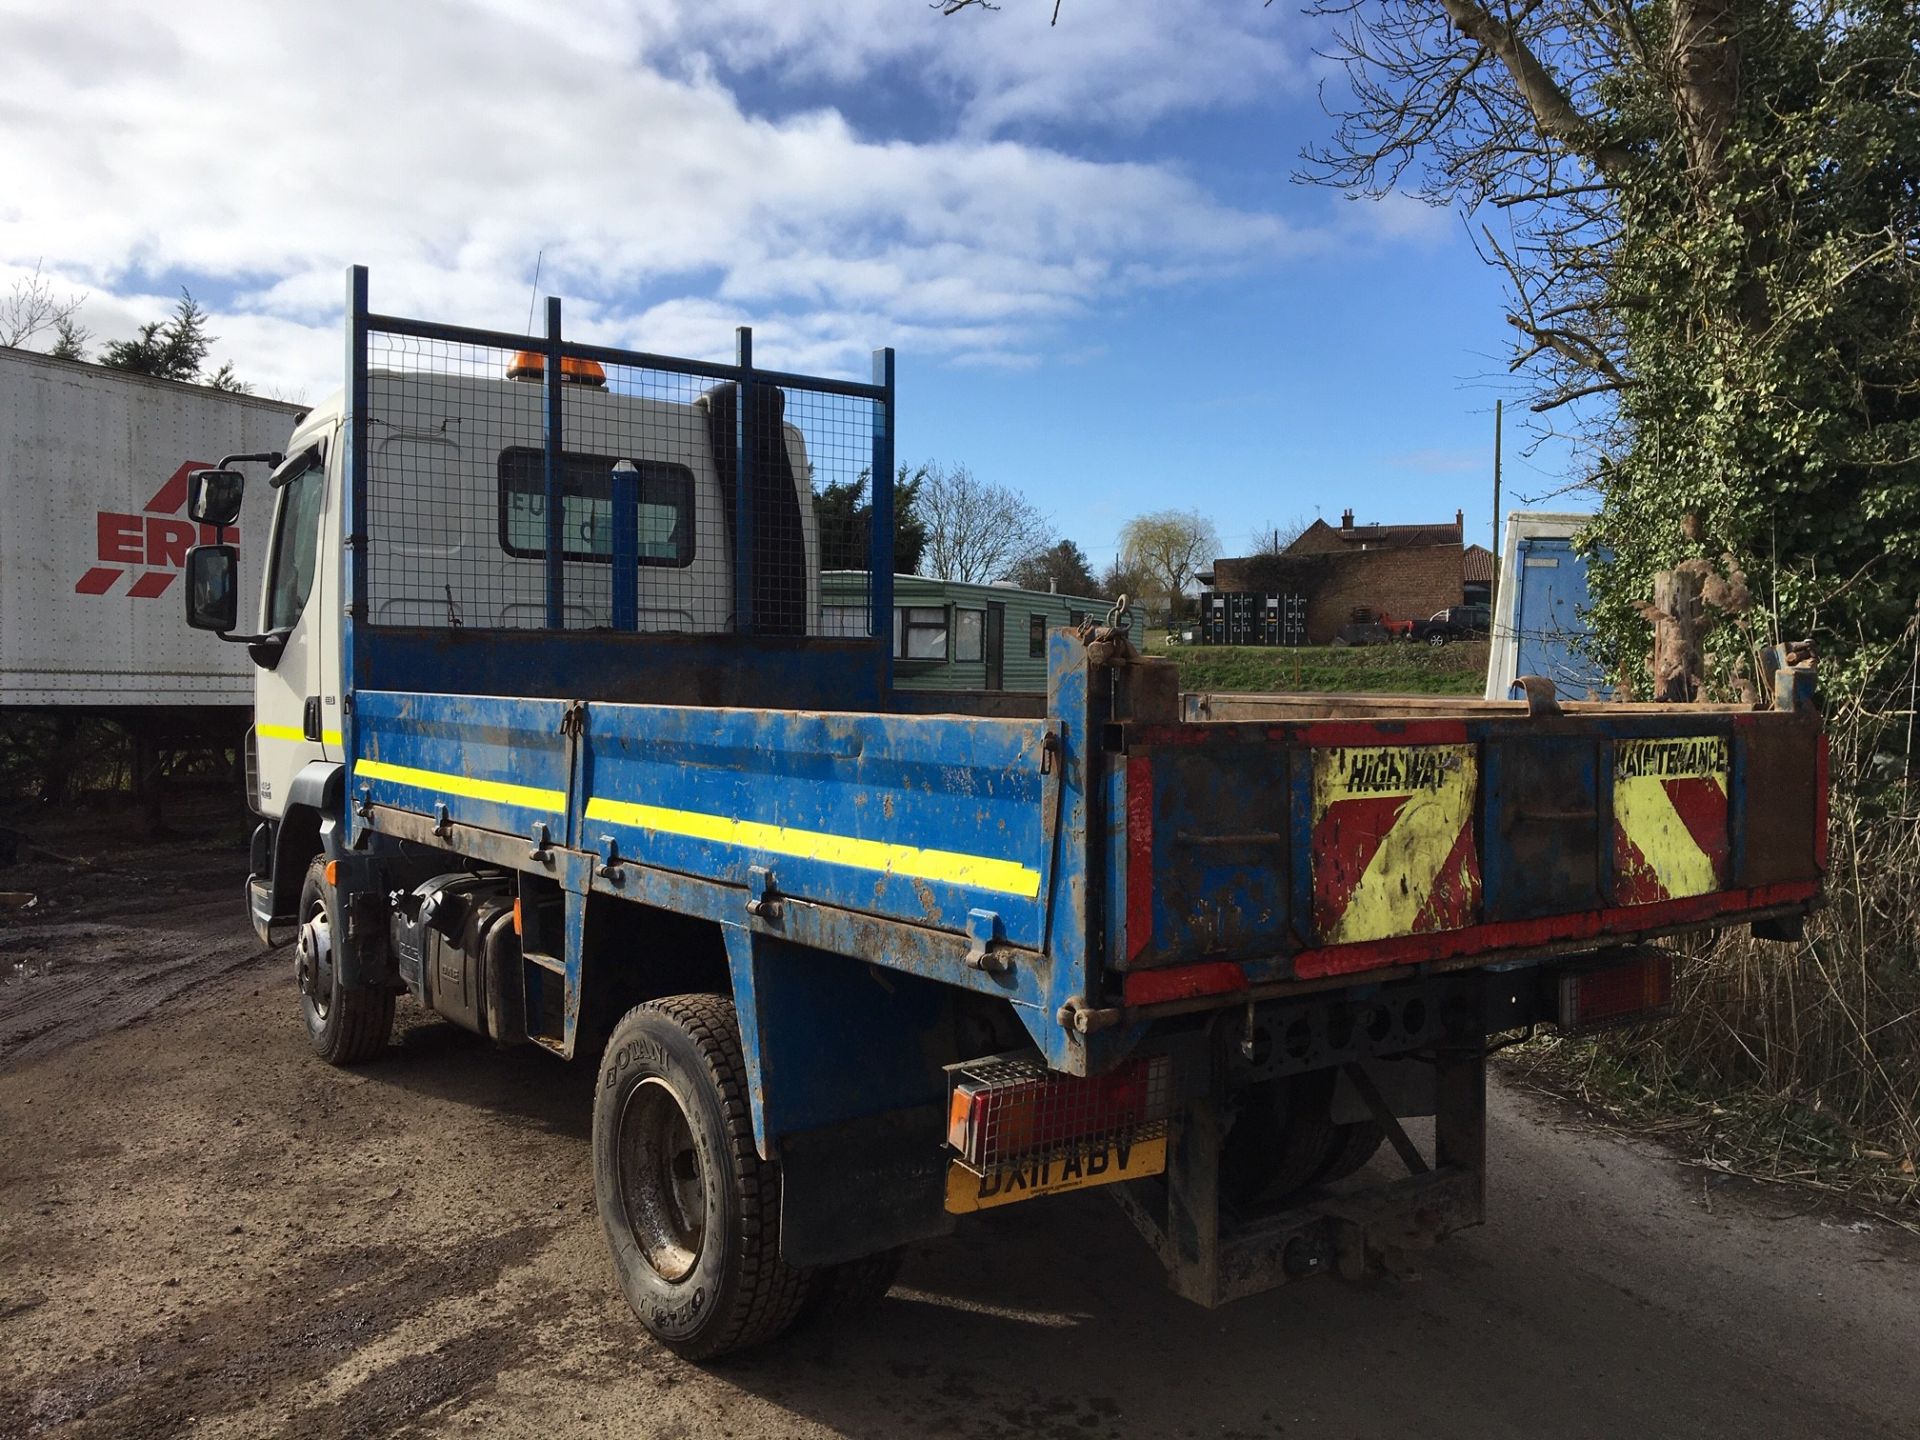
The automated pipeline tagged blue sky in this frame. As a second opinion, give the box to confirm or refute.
[0,0,1586,571]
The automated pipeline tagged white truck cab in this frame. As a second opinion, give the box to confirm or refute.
[188,355,819,935]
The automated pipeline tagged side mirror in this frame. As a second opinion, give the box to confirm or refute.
[184,544,239,632]
[188,468,245,527]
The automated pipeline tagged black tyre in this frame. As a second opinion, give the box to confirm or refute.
[796,1247,905,1330]
[1426,630,1448,648]
[296,858,394,1066]
[593,994,809,1360]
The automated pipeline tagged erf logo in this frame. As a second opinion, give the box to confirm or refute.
[73,461,239,599]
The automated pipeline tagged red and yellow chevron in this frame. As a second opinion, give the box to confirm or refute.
[1310,744,1480,945]
[1613,737,1730,904]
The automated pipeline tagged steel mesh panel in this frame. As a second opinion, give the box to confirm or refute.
[780,381,873,639]
[364,332,545,630]
[359,322,879,638]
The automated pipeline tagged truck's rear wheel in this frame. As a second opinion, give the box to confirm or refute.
[593,995,808,1360]
[296,858,394,1065]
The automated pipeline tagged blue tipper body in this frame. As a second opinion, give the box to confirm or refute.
[348,674,1095,1044]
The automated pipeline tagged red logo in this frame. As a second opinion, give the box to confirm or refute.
[73,461,239,599]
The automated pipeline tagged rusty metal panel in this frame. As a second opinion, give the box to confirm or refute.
[1481,735,1602,921]
[1124,740,1290,967]
[1735,719,1822,887]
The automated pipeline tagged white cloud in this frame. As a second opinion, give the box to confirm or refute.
[0,0,1409,398]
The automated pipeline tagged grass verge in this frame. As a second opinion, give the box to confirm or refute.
[1504,1031,1920,1231]
[1161,639,1488,696]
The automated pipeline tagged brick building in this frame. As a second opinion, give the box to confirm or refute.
[1203,509,1483,645]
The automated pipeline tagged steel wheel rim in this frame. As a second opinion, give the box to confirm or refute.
[296,897,333,1020]
[618,1077,706,1283]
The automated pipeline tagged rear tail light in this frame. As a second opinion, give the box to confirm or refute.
[947,1054,1171,1172]
[1558,952,1674,1033]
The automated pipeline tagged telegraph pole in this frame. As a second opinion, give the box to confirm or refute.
[1491,398,1503,605]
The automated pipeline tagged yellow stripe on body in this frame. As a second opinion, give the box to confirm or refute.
[257,724,345,746]
[355,758,567,814]
[1614,738,1727,900]
[1316,745,1479,945]
[584,794,1042,898]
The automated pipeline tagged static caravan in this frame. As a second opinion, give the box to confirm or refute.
[821,572,1107,693]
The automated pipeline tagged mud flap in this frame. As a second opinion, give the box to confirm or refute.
[778,1104,954,1266]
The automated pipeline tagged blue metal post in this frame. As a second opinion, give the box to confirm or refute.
[734,326,754,635]
[610,460,639,631]
[869,347,896,684]
[543,295,565,630]
[343,265,368,839]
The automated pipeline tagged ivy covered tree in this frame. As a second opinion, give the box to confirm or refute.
[1294,0,1920,694]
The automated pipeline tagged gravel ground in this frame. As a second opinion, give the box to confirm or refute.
[2,801,1916,1439]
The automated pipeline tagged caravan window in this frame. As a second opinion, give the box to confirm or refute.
[895,606,948,660]
[498,448,694,567]
[820,606,869,638]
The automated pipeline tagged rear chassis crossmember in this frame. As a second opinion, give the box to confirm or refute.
[1112,1051,1485,1307]
[1106,955,1641,1306]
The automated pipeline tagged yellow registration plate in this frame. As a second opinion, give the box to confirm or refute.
[944,1133,1167,1214]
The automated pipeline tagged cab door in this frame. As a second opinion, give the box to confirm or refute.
[252,440,332,818]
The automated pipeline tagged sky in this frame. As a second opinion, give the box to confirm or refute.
[0,0,1586,570]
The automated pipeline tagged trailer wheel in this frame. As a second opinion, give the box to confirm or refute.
[795,1247,905,1330]
[593,995,809,1360]
[296,858,394,1066]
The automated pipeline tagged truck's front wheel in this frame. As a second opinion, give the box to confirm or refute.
[296,858,394,1065]
[593,995,808,1360]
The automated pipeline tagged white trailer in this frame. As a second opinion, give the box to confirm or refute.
[0,347,304,710]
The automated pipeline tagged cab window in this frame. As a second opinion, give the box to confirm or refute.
[265,455,326,631]
[498,448,694,567]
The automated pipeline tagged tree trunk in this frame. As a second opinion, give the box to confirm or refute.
[1651,567,1706,702]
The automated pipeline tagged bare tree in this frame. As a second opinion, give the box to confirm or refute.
[1,263,87,350]
[1251,516,1308,556]
[1120,509,1222,620]
[917,463,1054,584]
[1097,554,1157,605]
[1289,0,1803,432]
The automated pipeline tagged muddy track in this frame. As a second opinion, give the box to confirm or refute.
[1,798,264,1066]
